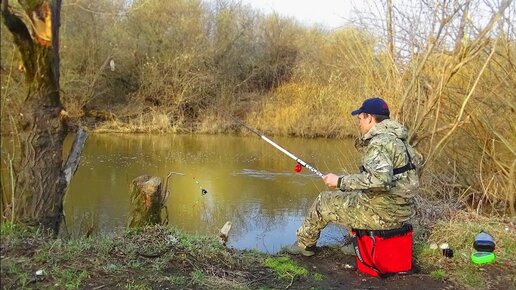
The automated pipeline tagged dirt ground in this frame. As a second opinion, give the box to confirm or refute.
[77,246,460,290]
[285,246,457,290]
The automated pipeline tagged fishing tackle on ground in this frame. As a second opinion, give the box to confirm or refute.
[471,252,495,264]
[471,231,496,265]
[226,114,324,177]
[473,231,495,252]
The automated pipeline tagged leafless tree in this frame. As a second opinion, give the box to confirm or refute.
[1,0,86,234]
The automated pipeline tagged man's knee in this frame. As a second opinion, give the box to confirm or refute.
[317,191,331,200]
[311,191,334,210]
[317,190,344,201]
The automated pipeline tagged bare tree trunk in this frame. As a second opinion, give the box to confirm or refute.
[453,1,470,55]
[0,178,4,219]
[1,0,70,234]
[386,0,395,58]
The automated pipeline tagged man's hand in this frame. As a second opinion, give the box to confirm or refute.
[322,173,340,189]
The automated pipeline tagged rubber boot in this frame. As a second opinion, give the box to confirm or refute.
[285,242,316,257]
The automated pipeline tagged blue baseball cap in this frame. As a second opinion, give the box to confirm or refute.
[351,97,390,116]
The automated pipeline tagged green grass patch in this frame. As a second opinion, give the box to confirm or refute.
[312,272,325,281]
[456,266,485,288]
[33,248,50,263]
[170,275,188,286]
[3,262,30,288]
[125,282,152,290]
[55,269,89,289]
[430,269,447,280]
[0,221,40,240]
[264,256,308,279]
[0,221,17,236]
[103,263,120,273]
[191,270,205,285]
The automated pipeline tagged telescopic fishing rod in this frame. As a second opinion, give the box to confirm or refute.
[227,114,324,178]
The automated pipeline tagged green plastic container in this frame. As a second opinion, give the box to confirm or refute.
[471,252,495,265]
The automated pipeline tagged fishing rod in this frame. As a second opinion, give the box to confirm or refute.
[227,114,324,178]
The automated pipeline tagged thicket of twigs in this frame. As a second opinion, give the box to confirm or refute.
[1,0,514,215]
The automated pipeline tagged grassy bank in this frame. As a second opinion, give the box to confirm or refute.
[0,223,289,289]
[1,213,515,290]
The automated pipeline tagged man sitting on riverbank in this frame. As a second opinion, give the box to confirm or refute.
[287,97,421,256]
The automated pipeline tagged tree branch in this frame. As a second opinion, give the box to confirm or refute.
[413,117,470,147]
[425,39,497,164]
[62,127,88,187]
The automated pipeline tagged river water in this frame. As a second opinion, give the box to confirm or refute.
[6,133,361,253]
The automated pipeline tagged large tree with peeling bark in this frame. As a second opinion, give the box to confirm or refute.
[1,0,86,234]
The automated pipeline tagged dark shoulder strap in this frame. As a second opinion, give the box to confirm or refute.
[359,135,416,175]
[393,141,416,175]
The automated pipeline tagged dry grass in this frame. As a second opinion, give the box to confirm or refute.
[248,83,354,138]
[94,113,172,133]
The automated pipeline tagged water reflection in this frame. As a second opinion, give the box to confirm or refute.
[6,133,361,253]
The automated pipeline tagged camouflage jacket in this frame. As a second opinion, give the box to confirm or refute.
[337,119,421,201]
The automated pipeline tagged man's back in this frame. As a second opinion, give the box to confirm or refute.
[358,119,420,227]
[362,119,420,198]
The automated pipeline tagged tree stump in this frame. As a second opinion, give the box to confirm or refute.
[128,175,166,228]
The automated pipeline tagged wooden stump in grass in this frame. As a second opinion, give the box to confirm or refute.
[128,175,168,228]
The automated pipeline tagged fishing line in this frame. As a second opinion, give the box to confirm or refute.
[166,171,210,220]
[169,171,209,196]
[177,174,209,221]
[192,176,208,196]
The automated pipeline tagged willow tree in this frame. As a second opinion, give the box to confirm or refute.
[1,0,85,234]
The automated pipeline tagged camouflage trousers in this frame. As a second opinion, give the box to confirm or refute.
[296,190,413,248]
